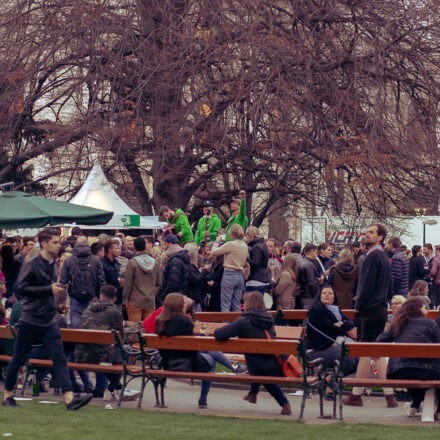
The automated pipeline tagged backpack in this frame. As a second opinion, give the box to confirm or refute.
[69,255,95,302]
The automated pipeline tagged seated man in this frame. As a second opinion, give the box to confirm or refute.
[74,285,124,401]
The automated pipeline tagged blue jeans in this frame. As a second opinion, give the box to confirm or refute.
[221,269,244,312]
[69,298,91,329]
[198,352,215,402]
[245,285,267,295]
[250,383,288,407]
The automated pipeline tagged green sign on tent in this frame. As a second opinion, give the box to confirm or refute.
[120,215,140,227]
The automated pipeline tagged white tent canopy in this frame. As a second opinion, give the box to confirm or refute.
[69,165,164,230]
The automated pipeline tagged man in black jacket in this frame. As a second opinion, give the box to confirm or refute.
[102,239,122,307]
[298,244,319,309]
[159,234,190,300]
[2,228,92,410]
[343,224,397,408]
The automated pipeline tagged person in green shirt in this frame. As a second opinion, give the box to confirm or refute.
[194,201,222,246]
[225,190,248,241]
[158,205,194,245]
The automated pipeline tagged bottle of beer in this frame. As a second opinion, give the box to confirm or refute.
[32,369,40,397]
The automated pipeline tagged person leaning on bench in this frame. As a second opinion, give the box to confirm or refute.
[214,291,292,415]
[376,297,440,417]
[1,228,93,410]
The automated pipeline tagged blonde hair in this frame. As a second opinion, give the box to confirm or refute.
[283,254,298,282]
[246,226,259,239]
[184,243,199,266]
[391,295,407,305]
[230,224,244,240]
[337,248,354,266]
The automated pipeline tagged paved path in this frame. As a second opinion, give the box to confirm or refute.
[55,377,439,426]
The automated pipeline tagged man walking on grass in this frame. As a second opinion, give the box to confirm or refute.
[2,228,92,410]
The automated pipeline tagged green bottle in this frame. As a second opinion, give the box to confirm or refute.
[32,370,40,397]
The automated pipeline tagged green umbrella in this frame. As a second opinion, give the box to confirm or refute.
[0,191,113,229]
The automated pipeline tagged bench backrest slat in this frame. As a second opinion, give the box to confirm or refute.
[194,310,439,322]
[143,334,298,355]
[346,342,440,358]
[60,328,116,344]
[0,326,13,339]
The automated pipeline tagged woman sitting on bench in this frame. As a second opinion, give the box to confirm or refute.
[376,296,440,417]
[214,291,292,415]
[305,285,358,377]
[156,293,215,409]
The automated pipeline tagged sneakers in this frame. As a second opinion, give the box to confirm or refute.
[243,392,257,404]
[385,394,398,408]
[280,402,292,415]
[404,402,417,417]
[66,393,93,411]
[104,390,117,402]
[198,397,207,409]
[232,365,248,374]
[342,392,363,407]
[121,390,141,401]
[2,396,19,407]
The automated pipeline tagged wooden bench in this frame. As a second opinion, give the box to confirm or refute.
[194,310,440,322]
[140,333,330,419]
[0,326,147,409]
[337,342,440,421]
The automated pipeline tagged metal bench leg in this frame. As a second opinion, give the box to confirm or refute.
[298,387,307,420]
[137,374,148,410]
[160,379,166,407]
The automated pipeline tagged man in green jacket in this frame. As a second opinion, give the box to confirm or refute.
[194,200,222,246]
[225,190,248,241]
[158,205,193,245]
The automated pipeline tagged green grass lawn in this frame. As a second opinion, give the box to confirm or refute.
[0,399,438,440]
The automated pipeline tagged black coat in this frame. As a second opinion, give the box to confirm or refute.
[102,256,122,304]
[158,315,209,372]
[298,257,319,300]
[247,238,271,284]
[377,316,440,376]
[305,302,354,351]
[207,258,224,311]
[160,250,190,300]
[187,263,209,306]
[214,309,282,376]
[355,248,391,314]
[409,256,426,290]
[15,254,58,326]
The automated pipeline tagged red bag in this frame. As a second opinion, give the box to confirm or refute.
[264,330,303,378]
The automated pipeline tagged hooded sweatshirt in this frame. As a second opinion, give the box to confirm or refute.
[214,309,282,376]
[123,251,160,309]
[74,300,123,363]
[328,263,357,309]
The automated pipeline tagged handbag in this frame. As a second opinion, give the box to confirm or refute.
[264,330,303,378]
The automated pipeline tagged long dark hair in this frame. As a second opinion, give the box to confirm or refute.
[156,293,185,336]
[391,297,426,337]
[1,245,20,279]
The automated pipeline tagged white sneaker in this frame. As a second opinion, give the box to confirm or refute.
[404,402,417,417]
[104,390,117,402]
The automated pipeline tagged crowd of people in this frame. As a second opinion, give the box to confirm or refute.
[1,201,440,418]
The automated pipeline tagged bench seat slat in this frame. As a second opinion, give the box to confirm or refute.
[144,368,312,385]
[342,378,440,388]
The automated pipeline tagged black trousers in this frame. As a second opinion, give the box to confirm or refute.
[5,321,72,393]
[388,367,440,409]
